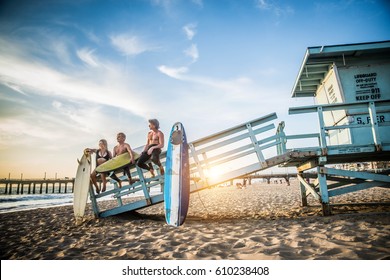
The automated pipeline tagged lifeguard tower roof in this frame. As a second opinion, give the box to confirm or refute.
[291,40,390,98]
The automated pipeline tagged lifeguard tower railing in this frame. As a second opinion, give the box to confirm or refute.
[277,99,390,215]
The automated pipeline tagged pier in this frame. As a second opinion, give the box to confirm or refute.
[0,178,75,195]
[241,173,298,185]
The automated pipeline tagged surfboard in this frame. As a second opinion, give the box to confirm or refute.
[164,122,190,227]
[73,149,93,223]
[95,150,140,173]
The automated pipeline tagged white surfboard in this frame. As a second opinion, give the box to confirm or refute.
[73,150,93,223]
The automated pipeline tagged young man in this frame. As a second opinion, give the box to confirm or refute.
[137,119,164,177]
[111,132,135,187]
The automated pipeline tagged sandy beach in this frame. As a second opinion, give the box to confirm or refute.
[1,181,389,260]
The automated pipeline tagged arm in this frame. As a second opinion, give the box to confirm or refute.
[126,144,134,163]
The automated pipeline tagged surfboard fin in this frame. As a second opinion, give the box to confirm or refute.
[77,158,81,164]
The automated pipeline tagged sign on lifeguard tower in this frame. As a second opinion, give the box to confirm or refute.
[291,41,390,148]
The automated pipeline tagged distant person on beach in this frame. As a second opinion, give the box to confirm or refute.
[137,119,165,177]
[86,139,112,194]
[112,132,135,187]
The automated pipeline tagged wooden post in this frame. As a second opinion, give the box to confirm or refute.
[318,166,331,216]
[298,173,308,207]
[5,173,10,194]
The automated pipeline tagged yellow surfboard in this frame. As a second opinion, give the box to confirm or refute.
[95,151,140,173]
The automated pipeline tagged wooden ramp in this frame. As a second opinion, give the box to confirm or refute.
[89,112,287,218]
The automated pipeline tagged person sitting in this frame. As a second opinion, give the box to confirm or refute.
[111,132,135,187]
[137,119,165,177]
[86,139,112,194]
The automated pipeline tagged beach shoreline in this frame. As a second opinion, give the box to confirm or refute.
[1,182,389,260]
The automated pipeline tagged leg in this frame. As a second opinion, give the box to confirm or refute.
[137,152,151,170]
[123,166,133,184]
[90,171,100,194]
[101,173,107,192]
[137,152,155,176]
[110,172,122,188]
[151,149,164,175]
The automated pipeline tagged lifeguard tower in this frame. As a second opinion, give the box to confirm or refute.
[286,40,390,214]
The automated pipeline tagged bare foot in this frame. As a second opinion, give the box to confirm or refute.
[150,169,155,177]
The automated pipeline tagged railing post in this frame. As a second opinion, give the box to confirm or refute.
[368,101,382,151]
[317,106,327,155]
[276,121,287,155]
[246,122,267,168]
[189,143,208,187]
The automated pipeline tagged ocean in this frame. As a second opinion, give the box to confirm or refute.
[0,193,74,214]
[0,185,163,214]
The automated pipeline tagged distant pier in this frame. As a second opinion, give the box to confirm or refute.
[240,173,298,186]
[0,178,75,195]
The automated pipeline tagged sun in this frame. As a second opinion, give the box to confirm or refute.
[207,165,225,182]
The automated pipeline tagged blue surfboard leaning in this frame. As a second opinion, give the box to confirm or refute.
[164,122,190,227]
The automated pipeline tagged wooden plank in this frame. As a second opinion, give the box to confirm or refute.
[321,167,390,182]
[99,194,164,218]
[329,181,389,197]
[192,112,277,147]
[297,159,319,172]
[297,174,320,200]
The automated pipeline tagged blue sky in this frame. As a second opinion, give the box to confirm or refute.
[0,0,389,178]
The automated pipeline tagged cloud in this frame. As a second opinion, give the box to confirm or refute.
[157,65,188,79]
[257,0,271,10]
[191,0,203,8]
[157,64,255,98]
[255,0,294,17]
[183,23,197,40]
[2,81,28,96]
[183,44,199,63]
[110,34,155,56]
[0,36,153,118]
[76,47,99,67]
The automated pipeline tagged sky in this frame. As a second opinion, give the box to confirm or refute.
[0,0,389,179]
